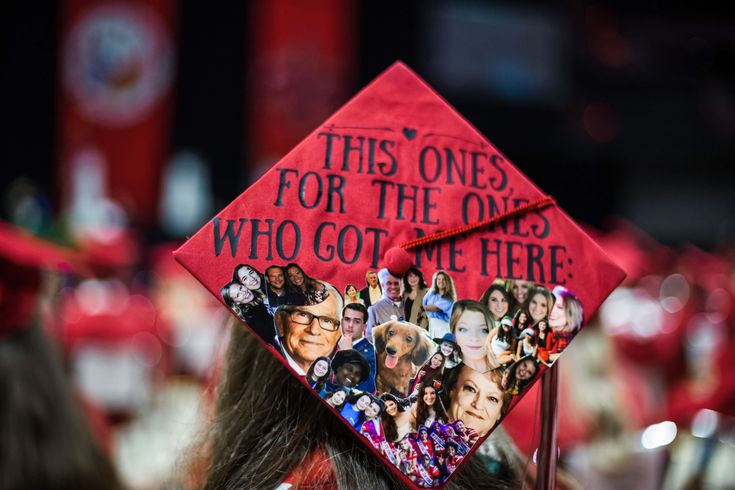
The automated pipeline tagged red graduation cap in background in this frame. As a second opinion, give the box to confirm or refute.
[175,62,625,488]
[0,221,78,336]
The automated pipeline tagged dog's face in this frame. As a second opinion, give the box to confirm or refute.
[373,320,434,370]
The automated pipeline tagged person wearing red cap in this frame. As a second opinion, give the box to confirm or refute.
[0,222,121,490]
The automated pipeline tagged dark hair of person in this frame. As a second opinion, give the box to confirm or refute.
[284,262,317,293]
[513,309,530,330]
[401,267,428,292]
[0,323,122,490]
[536,320,549,348]
[346,391,371,406]
[379,395,400,444]
[479,284,512,315]
[327,386,351,411]
[343,302,368,323]
[201,321,531,490]
[220,281,264,315]
[232,263,263,286]
[305,356,331,393]
[524,286,554,320]
[496,318,514,344]
[503,356,539,394]
[413,351,445,392]
[265,265,284,277]
[415,382,448,428]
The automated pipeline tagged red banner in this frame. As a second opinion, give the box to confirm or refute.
[58,0,177,227]
[247,0,355,180]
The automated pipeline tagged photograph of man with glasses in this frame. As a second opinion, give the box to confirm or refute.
[274,281,344,375]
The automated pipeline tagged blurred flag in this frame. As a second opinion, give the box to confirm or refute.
[246,0,355,181]
[58,0,177,227]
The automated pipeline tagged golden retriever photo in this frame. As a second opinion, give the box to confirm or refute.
[372,320,436,396]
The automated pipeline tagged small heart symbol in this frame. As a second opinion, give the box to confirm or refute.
[402,128,417,140]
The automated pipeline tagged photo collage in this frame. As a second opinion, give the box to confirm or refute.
[221,263,583,487]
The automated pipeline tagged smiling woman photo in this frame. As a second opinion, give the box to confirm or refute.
[450,300,500,373]
[480,284,511,328]
[525,286,554,324]
[422,271,457,338]
[233,263,263,291]
[221,277,274,345]
[445,365,511,437]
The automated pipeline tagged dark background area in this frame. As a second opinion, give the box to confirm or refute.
[2,1,734,248]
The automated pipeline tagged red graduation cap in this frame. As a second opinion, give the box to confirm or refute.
[0,221,78,335]
[175,62,625,488]
[584,218,673,285]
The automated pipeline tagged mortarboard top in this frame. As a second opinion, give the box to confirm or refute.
[175,62,625,488]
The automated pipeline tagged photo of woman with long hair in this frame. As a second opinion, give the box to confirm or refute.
[411,382,448,429]
[402,267,429,330]
[516,327,538,360]
[502,355,539,396]
[449,300,500,373]
[232,263,265,293]
[548,285,584,362]
[359,396,385,450]
[306,356,331,395]
[380,393,417,450]
[325,386,350,411]
[513,309,531,338]
[410,351,445,394]
[397,436,419,476]
[422,271,457,338]
[505,279,535,314]
[487,317,516,366]
[415,426,434,460]
[220,272,274,345]
[525,285,554,325]
[480,283,511,329]
[285,263,325,303]
[434,332,462,369]
[535,319,552,365]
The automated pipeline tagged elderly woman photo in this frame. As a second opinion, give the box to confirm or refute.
[444,365,511,438]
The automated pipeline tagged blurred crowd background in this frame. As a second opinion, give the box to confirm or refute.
[1,1,734,489]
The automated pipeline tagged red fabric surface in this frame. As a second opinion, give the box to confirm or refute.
[174,62,626,489]
[0,221,78,334]
[176,63,625,316]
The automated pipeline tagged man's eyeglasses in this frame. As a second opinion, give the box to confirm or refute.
[283,307,341,331]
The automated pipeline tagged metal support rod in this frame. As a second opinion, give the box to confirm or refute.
[536,362,559,490]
